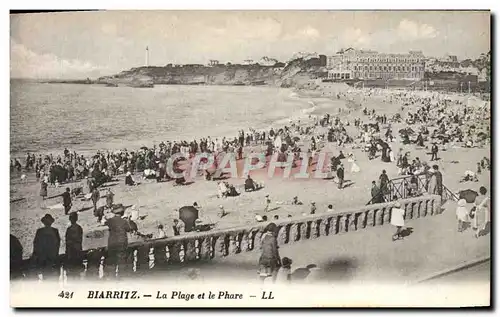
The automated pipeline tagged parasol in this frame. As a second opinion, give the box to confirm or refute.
[179,206,199,232]
[459,189,478,204]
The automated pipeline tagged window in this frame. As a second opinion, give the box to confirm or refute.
[369,66,373,71]
[346,74,350,79]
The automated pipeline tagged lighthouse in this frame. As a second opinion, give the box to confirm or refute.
[145,46,149,67]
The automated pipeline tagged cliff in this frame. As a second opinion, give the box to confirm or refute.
[97,58,326,88]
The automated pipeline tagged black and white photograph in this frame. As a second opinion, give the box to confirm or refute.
[9,9,491,307]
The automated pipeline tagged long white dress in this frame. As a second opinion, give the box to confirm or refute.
[389,150,395,162]
[350,160,360,173]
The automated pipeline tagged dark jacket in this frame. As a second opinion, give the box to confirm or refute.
[336,167,344,179]
[32,226,61,267]
[106,216,131,250]
[62,191,71,207]
[65,223,83,262]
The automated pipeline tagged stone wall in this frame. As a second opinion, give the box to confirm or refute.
[14,195,442,280]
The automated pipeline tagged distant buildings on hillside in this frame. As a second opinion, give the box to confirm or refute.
[326,48,425,81]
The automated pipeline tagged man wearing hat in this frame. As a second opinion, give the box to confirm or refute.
[390,202,405,241]
[430,143,439,161]
[32,214,61,279]
[62,187,72,215]
[105,206,132,278]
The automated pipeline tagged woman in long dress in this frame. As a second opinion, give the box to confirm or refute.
[389,148,395,162]
[347,153,360,173]
[258,223,281,283]
[474,186,490,238]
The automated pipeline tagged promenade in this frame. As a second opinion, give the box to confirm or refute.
[138,200,490,284]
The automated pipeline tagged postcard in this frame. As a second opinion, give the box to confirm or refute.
[10,10,491,308]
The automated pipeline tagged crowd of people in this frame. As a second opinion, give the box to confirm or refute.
[10,85,491,282]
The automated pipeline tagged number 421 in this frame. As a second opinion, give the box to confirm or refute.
[58,291,74,299]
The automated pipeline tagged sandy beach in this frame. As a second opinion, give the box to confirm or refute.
[10,83,491,258]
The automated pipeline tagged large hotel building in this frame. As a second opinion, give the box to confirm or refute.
[326,48,425,81]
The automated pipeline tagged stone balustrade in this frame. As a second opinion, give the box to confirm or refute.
[13,195,442,280]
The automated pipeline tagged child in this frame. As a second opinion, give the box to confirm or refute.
[455,199,470,232]
[264,195,271,212]
[275,257,293,284]
[155,224,167,239]
[390,202,405,241]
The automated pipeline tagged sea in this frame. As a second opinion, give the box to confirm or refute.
[10,82,340,159]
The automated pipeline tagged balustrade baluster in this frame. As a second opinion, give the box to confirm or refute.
[366,209,375,227]
[290,223,300,241]
[375,209,383,226]
[136,245,151,272]
[199,237,212,260]
[153,243,168,269]
[228,235,239,255]
[300,222,308,240]
[185,240,197,262]
[277,225,287,245]
[168,242,182,264]
[311,220,320,238]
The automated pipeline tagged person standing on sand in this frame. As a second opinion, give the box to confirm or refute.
[91,187,100,212]
[310,202,317,214]
[40,179,48,201]
[264,194,271,212]
[106,188,114,208]
[32,214,60,280]
[336,163,345,189]
[62,187,72,215]
[430,143,439,161]
[65,212,83,279]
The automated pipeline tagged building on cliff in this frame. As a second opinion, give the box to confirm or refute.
[326,48,425,81]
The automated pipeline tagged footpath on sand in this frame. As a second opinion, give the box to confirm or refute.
[137,200,490,284]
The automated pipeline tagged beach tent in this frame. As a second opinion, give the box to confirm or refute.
[179,206,199,232]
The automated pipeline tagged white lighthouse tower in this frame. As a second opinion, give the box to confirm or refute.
[145,46,149,67]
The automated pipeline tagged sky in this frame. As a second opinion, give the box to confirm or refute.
[10,10,490,79]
